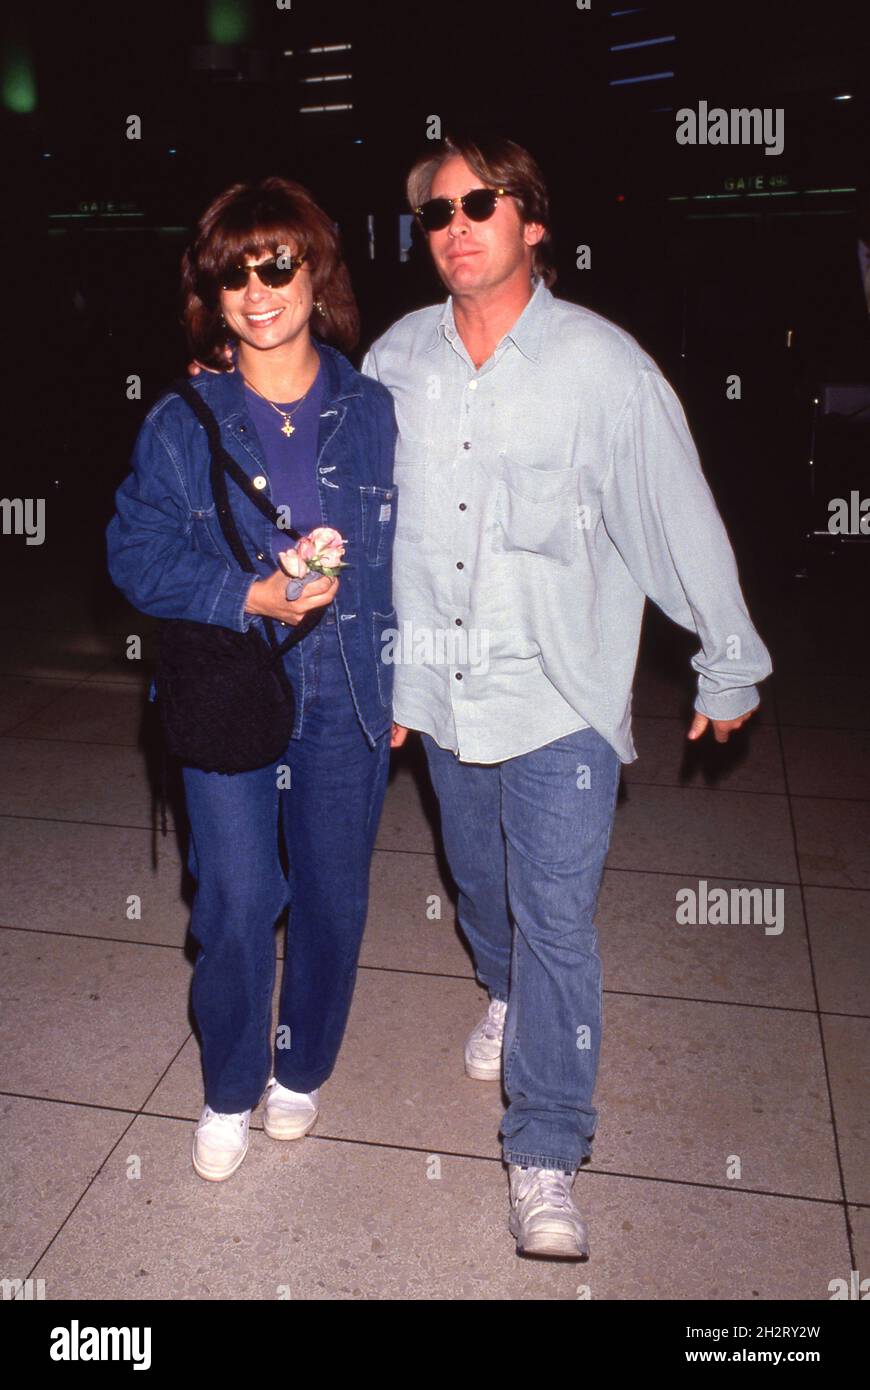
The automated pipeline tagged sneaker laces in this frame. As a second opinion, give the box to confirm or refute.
[479,999,507,1040]
[202,1107,246,1135]
[519,1167,575,1215]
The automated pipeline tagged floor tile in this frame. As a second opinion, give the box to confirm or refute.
[803,888,870,1016]
[792,798,870,890]
[0,737,168,830]
[608,784,799,883]
[360,849,473,979]
[592,994,840,1200]
[598,870,813,1009]
[625,717,785,794]
[0,676,79,736]
[0,1096,132,1275]
[0,819,190,947]
[781,727,870,801]
[0,929,193,1109]
[11,680,152,747]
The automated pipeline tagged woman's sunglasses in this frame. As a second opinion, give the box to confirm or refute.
[414,187,515,233]
[219,254,306,292]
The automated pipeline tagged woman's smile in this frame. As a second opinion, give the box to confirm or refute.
[244,306,285,325]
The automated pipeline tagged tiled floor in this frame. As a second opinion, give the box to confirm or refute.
[0,544,867,1300]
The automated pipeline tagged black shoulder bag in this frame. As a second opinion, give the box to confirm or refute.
[156,379,322,775]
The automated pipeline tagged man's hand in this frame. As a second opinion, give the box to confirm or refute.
[245,569,338,624]
[688,707,759,744]
[390,722,410,749]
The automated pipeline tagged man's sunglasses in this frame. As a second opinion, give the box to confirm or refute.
[219,254,306,292]
[414,187,515,233]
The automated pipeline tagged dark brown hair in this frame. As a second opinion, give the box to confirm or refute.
[181,176,359,368]
[406,134,557,288]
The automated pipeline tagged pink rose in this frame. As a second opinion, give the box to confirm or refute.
[279,549,309,578]
[296,537,317,561]
[318,545,344,567]
[307,522,343,550]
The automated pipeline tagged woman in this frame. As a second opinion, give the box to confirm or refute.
[107,177,399,1180]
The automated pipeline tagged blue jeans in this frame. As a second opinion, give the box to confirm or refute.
[183,613,390,1113]
[422,727,621,1174]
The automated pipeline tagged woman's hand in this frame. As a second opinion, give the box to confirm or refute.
[245,569,338,624]
[390,723,409,749]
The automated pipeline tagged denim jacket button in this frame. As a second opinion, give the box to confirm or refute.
[253,475,267,490]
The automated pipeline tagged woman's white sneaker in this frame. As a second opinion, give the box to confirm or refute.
[508,1165,590,1259]
[192,1106,250,1182]
[464,998,507,1080]
[263,1077,320,1140]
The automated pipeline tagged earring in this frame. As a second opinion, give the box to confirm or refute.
[314,301,326,316]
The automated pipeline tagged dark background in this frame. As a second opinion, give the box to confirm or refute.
[3,0,869,585]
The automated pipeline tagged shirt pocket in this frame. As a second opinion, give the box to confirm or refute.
[359,485,397,567]
[492,456,578,566]
[392,436,427,544]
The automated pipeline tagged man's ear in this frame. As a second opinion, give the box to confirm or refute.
[523,221,545,248]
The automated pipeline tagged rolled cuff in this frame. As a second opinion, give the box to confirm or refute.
[694,683,762,722]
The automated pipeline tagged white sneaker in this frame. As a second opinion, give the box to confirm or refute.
[263,1077,320,1140]
[508,1164,590,1259]
[464,998,507,1080]
[192,1106,250,1182]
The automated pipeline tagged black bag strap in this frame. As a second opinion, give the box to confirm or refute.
[171,378,304,547]
[170,377,322,661]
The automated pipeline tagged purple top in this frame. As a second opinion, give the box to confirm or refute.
[243,364,325,565]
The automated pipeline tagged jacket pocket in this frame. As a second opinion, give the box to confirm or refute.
[492,456,578,566]
[372,606,398,707]
[360,484,397,567]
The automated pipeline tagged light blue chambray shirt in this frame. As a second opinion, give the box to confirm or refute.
[362,279,772,764]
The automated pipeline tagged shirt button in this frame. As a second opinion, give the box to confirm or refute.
[253,475,268,490]
[458,502,467,511]
[256,552,265,561]
[455,672,463,680]
[456,561,464,570]
[454,618,463,626]
[463,441,471,450]
[468,380,478,391]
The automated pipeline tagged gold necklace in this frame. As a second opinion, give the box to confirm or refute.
[242,373,313,437]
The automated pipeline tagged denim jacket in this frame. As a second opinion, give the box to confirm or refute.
[106,341,399,746]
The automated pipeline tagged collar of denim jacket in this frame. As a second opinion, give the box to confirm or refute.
[205,338,364,424]
[429,276,551,363]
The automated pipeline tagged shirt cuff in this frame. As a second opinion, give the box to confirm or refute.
[211,570,258,632]
[694,684,761,722]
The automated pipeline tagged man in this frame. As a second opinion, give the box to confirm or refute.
[362,135,772,1260]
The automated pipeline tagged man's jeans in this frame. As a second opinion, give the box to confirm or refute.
[422,726,621,1174]
[183,615,390,1114]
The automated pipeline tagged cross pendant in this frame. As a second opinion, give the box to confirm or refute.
[281,420,295,437]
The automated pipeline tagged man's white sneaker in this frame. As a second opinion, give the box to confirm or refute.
[263,1077,320,1140]
[508,1164,590,1259]
[192,1106,250,1182]
[464,998,507,1080]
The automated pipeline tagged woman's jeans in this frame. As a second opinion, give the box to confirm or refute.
[422,726,621,1175]
[182,613,390,1114]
